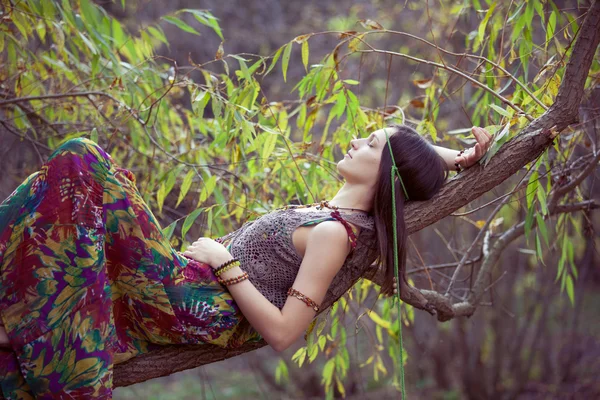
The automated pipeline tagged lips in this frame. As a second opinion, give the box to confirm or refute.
[346,152,352,159]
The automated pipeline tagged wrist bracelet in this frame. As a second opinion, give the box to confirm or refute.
[215,260,241,277]
[214,257,239,275]
[217,271,249,286]
[455,149,466,173]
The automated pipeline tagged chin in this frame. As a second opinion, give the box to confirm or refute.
[336,159,347,175]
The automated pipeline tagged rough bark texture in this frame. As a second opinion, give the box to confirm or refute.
[110,1,600,387]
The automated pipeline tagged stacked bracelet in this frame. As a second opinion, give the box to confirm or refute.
[217,271,249,286]
[214,258,240,276]
[287,287,320,312]
[455,149,466,173]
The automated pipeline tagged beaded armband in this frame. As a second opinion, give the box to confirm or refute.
[217,271,249,286]
[287,287,320,312]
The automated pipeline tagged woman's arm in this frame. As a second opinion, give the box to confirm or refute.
[433,126,493,170]
[185,221,351,352]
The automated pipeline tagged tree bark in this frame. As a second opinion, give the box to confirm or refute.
[111,0,599,388]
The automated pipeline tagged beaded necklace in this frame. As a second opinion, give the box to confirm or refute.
[278,199,369,214]
[278,200,368,252]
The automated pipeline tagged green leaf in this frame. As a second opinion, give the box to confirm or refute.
[301,40,309,72]
[546,11,557,47]
[291,347,307,367]
[536,214,549,248]
[266,46,283,76]
[163,15,200,36]
[478,2,497,44]
[176,169,195,207]
[524,203,535,240]
[318,335,326,351]
[275,359,288,384]
[90,128,98,143]
[162,220,177,241]
[537,185,548,215]
[565,275,575,306]
[182,207,205,240]
[183,9,224,40]
[148,26,169,46]
[321,358,336,386]
[526,170,539,208]
[331,91,347,119]
[199,175,217,204]
[416,119,437,142]
[156,182,167,214]
[261,132,278,167]
[535,233,545,265]
[489,103,511,118]
[282,42,292,82]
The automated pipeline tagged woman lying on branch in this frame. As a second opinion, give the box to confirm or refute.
[0,124,491,398]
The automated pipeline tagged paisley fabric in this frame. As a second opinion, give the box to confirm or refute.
[0,138,261,399]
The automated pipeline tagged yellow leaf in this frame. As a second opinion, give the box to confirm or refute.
[301,40,309,72]
[293,34,312,44]
[348,33,365,52]
[359,19,384,30]
[215,41,224,60]
[360,355,374,367]
[368,310,391,329]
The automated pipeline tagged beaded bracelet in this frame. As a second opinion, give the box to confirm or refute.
[287,287,320,312]
[217,271,249,286]
[215,257,239,276]
[215,260,241,277]
[455,149,466,173]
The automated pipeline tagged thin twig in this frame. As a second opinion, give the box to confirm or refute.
[353,48,534,121]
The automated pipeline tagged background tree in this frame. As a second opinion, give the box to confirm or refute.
[1,0,598,398]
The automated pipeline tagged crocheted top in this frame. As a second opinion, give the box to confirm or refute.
[215,207,379,310]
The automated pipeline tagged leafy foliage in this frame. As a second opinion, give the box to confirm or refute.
[1,0,597,397]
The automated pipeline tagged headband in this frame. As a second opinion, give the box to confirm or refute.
[383,128,407,398]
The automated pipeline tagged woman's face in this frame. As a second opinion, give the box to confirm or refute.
[336,128,391,185]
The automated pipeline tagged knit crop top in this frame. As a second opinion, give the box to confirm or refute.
[214,207,379,310]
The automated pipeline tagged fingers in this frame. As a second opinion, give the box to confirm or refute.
[474,143,482,159]
[473,126,492,150]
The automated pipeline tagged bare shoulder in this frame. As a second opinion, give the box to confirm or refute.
[306,221,352,257]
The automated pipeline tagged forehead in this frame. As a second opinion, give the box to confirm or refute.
[371,128,395,141]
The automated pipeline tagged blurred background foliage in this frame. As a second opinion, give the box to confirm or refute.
[1,0,599,398]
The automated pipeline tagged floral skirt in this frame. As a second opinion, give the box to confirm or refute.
[0,138,261,399]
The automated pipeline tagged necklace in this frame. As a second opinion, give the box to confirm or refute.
[278,200,369,214]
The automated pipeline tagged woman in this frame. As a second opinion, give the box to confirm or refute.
[0,124,491,398]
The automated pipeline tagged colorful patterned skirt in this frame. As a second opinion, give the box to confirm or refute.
[0,138,261,399]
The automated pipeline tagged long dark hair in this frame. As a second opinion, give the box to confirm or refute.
[372,124,449,301]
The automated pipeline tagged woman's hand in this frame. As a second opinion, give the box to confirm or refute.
[183,237,232,268]
[454,126,493,168]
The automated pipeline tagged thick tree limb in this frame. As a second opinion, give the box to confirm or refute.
[103,0,600,388]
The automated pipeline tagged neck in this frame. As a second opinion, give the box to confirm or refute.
[326,181,374,213]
